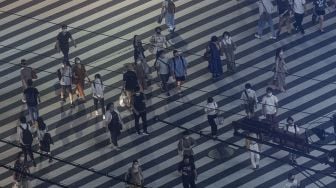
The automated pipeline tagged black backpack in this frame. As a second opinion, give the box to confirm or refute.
[21,125,33,145]
[25,88,37,105]
[108,111,122,131]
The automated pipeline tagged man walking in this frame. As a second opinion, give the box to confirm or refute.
[55,25,76,61]
[162,0,176,32]
[170,50,187,95]
[261,87,278,123]
[132,87,149,135]
[292,0,306,34]
[17,116,36,167]
[178,155,197,188]
[240,83,258,119]
[24,79,40,125]
[255,0,277,39]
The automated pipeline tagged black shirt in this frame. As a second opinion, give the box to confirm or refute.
[57,32,72,47]
[123,70,138,91]
[277,0,291,15]
[178,162,196,178]
[24,87,39,106]
[133,93,145,112]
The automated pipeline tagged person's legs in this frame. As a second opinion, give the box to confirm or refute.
[77,82,85,99]
[27,106,34,123]
[250,151,257,169]
[110,131,118,146]
[257,15,266,36]
[133,112,141,134]
[267,15,275,37]
[277,15,285,36]
[93,98,98,114]
[26,145,36,165]
[140,111,148,133]
[208,115,217,136]
[66,86,73,105]
[182,177,190,188]
[319,14,324,31]
[297,13,304,34]
[100,98,106,115]
[31,106,39,123]
[60,46,69,61]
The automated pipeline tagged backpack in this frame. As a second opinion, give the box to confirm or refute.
[167,0,175,13]
[108,111,122,131]
[25,88,37,105]
[21,125,33,145]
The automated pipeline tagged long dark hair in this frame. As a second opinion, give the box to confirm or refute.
[94,74,103,85]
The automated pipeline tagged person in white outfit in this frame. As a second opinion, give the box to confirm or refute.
[246,132,260,170]
[60,61,73,106]
[92,74,105,120]
[205,97,218,137]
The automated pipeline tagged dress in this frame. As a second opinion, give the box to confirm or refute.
[220,39,237,72]
[272,58,287,91]
[208,42,223,77]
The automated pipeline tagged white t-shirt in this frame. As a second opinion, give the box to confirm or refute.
[293,0,306,14]
[205,102,218,115]
[261,94,278,115]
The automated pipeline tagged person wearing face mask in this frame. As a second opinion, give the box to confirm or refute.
[177,131,196,160]
[132,87,149,135]
[13,152,30,188]
[125,160,144,188]
[284,116,300,163]
[55,25,76,62]
[271,47,288,92]
[155,50,171,96]
[72,57,90,103]
[241,83,258,119]
[105,103,123,150]
[178,155,197,188]
[149,27,168,55]
[261,87,278,123]
[220,31,237,73]
[170,50,188,95]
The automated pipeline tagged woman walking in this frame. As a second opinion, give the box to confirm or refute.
[125,160,144,188]
[105,103,123,150]
[72,57,89,103]
[220,31,237,73]
[60,61,74,106]
[205,97,218,137]
[92,74,105,119]
[271,48,288,92]
[206,36,223,79]
[276,0,292,37]
[133,35,150,78]
[155,50,171,96]
[13,152,30,188]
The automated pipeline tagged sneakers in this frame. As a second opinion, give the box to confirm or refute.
[143,131,150,135]
[102,115,106,120]
[254,34,261,39]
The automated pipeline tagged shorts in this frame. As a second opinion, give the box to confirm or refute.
[316,10,325,16]
[61,85,72,93]
[175,76,185,82]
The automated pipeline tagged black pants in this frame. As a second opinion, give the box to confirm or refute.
[133,111,147,133]
[22,144,35,163]
[93,98,105,114]
[110,131,119,146]
[160,74,169,92]
[60,46,69,62]
[207,115,217,136]
[182,176,196,188]
[294,13,304,33]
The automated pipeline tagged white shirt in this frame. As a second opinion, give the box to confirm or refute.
[157,57,170,75]
[293,0,306,14]
[261,94,278,115]
[284,124,300,134]
[205,102,218,115]
[241,89,258,105]
[92,78,105,98]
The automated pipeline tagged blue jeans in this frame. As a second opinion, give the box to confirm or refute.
[165,13,175,30]
[257,14,275,37]
[28,105,39,122]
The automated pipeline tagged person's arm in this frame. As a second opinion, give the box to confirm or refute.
[303,0,307,14]
[193,164,198,181]
[55,35,60,52]
[70,33,76,48]
[261,97,266,116]
[37,89,41,103]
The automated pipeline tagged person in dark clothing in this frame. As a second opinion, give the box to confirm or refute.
[55,25,76,61]
[123,64,139,108]
[24,79,40,125]
[17,116,36,167]
[39,131,54,163]
[276,0,292,37]
[13,152,30,188]
[292,0,306,35]
[312,0,328,32]
[105,103,123,150]
[178,155,197,188]
[132,87,148,135]
[205,97,218,137]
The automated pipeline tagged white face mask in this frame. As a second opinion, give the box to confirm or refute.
[267,93,272,97]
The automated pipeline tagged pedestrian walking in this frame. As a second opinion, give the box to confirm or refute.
[92,74,106,119]
[170,50,187,95]
[132,87,149,135]
[123,64,139,108]
[134,58,147,91]
[17,116,36,167]
[55,25,76,61]
[246,132,260,170]
[13,152,30,188]
[177,131,196,159]
[20,59,37,103]
[72,57,89,103]
[255,0,277,39]
[60,61,74,107]
[125,160,144,188]
[161,0,176,32]
[149,27,168,55]
[240,83,258,119]
[205,97,218,137]
[206,36,223,79]
[24,79,40,125]
[105,103,123,150]
[133,35,150,78]
[284,116,300,163]
[271,47,288,92]
[36,117,53,163]
[178,155,197,188]
[276,0,292,37]
[261,87,278,123]
[285,172,300,188]
[292,0,306,35]
[312,0,328,32]
[155,50,171,96]
[220,31,237,73]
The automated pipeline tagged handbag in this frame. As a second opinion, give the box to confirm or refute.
[119,90,127,107]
